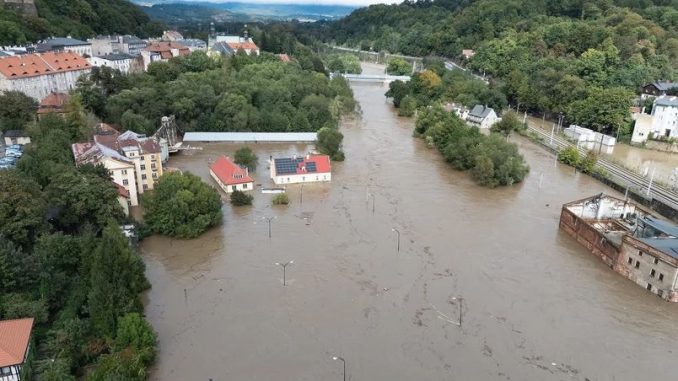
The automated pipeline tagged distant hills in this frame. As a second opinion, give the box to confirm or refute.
[134,1,357,23]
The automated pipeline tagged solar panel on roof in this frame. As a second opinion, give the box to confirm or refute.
[306,162,317,172]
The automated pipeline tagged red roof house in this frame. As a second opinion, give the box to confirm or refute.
[270,154,331,185]
[0,318,34,377]
[37,92,70,118]
[209,155,255,193]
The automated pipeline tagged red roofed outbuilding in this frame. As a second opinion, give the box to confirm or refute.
[270,154,331,185]
[0,318,34,380]
[209,155,255,193]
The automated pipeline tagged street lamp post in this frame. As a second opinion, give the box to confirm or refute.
[300,183,304,205]
[392,228,400,253]
[368,193,375,214]
[332,356,346,381]
[451,297,463,328]
[263,216,276,238]
[275,261,294,286]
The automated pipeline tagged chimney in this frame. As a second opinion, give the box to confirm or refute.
[245,167,249,176]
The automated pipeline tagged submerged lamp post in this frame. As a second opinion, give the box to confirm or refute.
[263,216,276,238]
[451,296,464,328]
[392,228,400,253]
[332,356,346,381]
[275,260,294,286]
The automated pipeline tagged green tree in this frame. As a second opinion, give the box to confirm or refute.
[490,112,523,137]
[115,313,156,364]
[0,170,46,248]
[0,91,37,132]
[385,80,410,108]
[398,96,417,117]
[230,190,253,206]
[88,223,147,337]
[316,127,345,161]
[234,147,258,171]
[387,58,412,75]
[143,172,223,238]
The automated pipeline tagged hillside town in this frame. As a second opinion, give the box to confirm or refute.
[4,1,678,381]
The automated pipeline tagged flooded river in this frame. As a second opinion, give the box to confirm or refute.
[143,63,678,381]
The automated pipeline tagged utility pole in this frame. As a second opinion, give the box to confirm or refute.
[647,167,656,197]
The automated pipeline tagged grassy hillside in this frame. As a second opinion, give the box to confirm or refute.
[320,0,678,135]
[0,0,164,45]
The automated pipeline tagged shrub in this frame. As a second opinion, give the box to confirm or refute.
[234,147,258,171]
[579,151,598,173]
[272,193,290,205]
[230,190,253,206]
[398,96,417,117]
[557,146,581,166]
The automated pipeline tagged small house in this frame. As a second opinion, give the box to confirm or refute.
[37,92,70,119]
[270,154,331,185]
[641,82,678,99]
[466,105,499,129]
[0,318,34,381]
[3,130,30,145]
[209,155,254,193]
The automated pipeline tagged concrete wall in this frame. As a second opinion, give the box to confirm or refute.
[272,172,331,185]
[559,208,619,266]
[210,170,253,193]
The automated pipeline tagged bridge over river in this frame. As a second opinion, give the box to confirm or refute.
[331,72,411,84]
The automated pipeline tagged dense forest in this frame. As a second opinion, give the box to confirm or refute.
[315,0,678,135]
[0,0,163,44]
[0,105,156,379]
[76,50,356,139]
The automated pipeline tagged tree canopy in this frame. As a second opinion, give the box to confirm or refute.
[143,171,223,239]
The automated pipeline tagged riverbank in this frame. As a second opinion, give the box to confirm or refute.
[142,62,678,381]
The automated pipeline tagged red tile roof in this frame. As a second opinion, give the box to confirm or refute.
[0,318,33,367]
[145,41,190,59]
[0,51,90,79]
[226,42,259,51]
[210,155,254,185]
[38,92,70,114]
[301,155,331,174]
[115,183,130,198]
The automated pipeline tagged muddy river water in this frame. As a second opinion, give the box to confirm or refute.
[142,63,678,381]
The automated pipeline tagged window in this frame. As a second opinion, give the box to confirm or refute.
[142,174,147,180]
[140,164,146,170]
[151,155,155,159]
[654,258,659,265]
[232,185,236,191]
[635,261,640,269]
[651,269,656,278]
[658,289,664,298]
[122,179,128,185]
[627,257,633,265]
[122,169,127,175]
[647,283,652,291]
[0,367,12,376]
[152,172,157,178]
[659,273,664,282]
[143,184,148,190]
[243,183,248,189]
[638,251,643,257]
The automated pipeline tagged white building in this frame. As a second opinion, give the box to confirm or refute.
[88,53,138,74]
[631,114,654,143]
[0,51,91,100]
[270,155,332,185]
[72,124,164,206]
[88,35,147,57]
[650,96,678,139]
[209,155,254,193]
[36,37,92,57]
[3,130,30,145]
[466,105,499,129]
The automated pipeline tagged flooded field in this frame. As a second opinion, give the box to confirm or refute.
[142,63,678,381]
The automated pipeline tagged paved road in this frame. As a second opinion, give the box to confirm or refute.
[525,123,678,211]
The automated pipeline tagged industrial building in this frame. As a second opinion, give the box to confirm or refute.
[560,194,678,301]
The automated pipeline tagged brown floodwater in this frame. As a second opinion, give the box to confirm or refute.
[142,63,678,381]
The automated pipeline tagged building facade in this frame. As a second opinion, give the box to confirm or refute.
[560,194,678,301]
[142,42,189,70]
[88,53,138,74]
[0,51,91,100]
[3,130,30,145]
[72,124,163,206]
[270,155,331,185]
[37,92,69,119]
[641,81,678,99]
[36,37,92,57]
[466,105,499,129]
[650,96,678,139]
[0,318,33,381]
[209,155,254,193]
